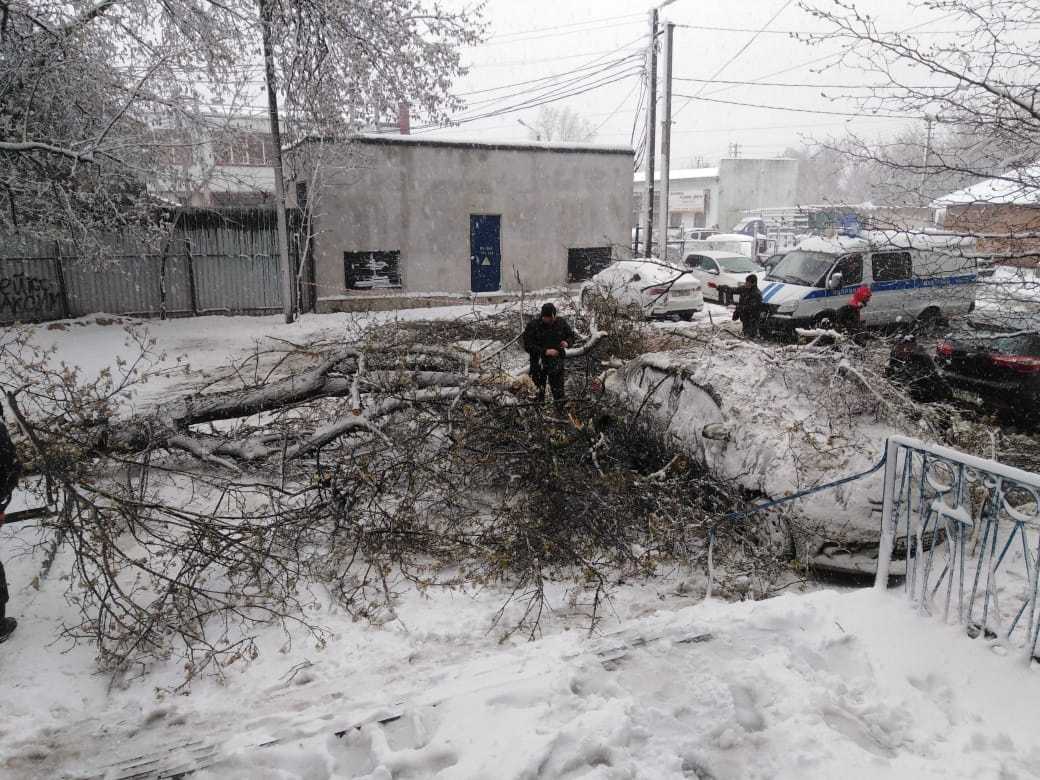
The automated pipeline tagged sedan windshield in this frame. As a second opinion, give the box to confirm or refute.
[718,256,761,274]
[767,250,835,287]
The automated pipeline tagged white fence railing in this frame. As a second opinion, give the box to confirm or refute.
[875,436,1040,661]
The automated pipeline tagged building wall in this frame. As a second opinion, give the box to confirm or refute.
[943,204,1040,263]
[305,138,633,299]
[716,158,799,233]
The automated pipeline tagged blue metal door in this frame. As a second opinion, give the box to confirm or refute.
[469,215,501,293]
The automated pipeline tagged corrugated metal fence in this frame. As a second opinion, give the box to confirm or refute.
[0,208,312,324]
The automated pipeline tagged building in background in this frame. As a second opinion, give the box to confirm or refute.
[294,134,633,311]
[150,115,277,207]
[934,168,1040,264]
[633,157,800,233]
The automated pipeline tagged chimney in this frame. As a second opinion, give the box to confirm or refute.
[397,103,411,135]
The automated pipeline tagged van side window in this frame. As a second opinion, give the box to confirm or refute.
[833,253,863,285]
[872,251,912,282]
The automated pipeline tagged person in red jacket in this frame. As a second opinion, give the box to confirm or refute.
[836,284,872,335]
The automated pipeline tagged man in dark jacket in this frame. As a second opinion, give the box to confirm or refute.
[523,302,577,404]
[732,274,764,338]
[0,410,21,643]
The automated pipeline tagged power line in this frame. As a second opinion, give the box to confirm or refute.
[477,17,643,46]
[462,53,643,110]
[674,23,978,35]
[457,52,643,97]
[674,0,795,120]
[673,76,955,90]
[592,78,642,135]
[466,46,644,69]
[414,69,643,132]
[672,93,905,118]
[483,13,643,42]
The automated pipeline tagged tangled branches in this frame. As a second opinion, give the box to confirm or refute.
[0,315,774,682]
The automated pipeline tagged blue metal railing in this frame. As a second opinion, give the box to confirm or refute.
[875,436,1040,662]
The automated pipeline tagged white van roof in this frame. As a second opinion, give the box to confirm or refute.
[796,231,975,255]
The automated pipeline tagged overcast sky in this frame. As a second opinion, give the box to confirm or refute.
[424,0,958,166]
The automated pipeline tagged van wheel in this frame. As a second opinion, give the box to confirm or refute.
[916,307,944,334]
[812,311,835,330]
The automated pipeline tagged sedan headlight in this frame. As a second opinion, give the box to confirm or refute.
[776,301,797,314]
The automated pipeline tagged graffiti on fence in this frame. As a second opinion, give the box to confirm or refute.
[0,272,63,319]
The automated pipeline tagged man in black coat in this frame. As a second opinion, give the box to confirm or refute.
[732,274,764,338]
[522,302,577,404]
[0,410,21,643]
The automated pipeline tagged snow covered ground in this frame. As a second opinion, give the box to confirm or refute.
[6,571,1039,779]
[2,304,1039,779]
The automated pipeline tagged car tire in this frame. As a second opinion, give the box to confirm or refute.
[679,310,695,322]
[812,311,835,329]
[916,307,944,334]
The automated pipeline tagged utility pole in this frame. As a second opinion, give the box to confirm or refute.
[657,21,675,255]
[258,0,296,324]
[643,8,659,258]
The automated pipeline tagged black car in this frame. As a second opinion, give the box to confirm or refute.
[935,330,1040,419]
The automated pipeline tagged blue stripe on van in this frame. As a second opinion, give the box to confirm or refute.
[762,283,785,302]
[802,274,976,300]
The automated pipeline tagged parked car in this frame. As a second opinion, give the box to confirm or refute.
[681,250,763,305]
[683,228,717,242]
[580,260,704,321]
[935,329,1040,420]
[761,232,978,333]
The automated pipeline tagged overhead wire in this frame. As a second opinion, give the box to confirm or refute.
[483,13,643,42]
[416,32,649,134]
[673,0,795,120]
[672,93,905,118]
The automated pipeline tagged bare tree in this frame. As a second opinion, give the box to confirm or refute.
[525,106,598,143]
[800,0,1040,211]
[798,0,1040,323]
[0,0,483,249]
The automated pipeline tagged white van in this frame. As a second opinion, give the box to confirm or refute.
[761,232,978,330]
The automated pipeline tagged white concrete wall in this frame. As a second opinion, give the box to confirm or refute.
[305,138,633,298]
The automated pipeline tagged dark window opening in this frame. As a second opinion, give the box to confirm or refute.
[344,250,402,290]
[872,251,912,282]
[567,247,612,283]
[832,253,863,286]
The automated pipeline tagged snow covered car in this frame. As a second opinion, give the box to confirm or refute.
[681,251,764,305]
[580,260,704,321]
[604,341,947,578]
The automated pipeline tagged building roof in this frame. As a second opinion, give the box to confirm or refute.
[933,166,1040,207]
[346,133,633,156]
[633,167,719,184]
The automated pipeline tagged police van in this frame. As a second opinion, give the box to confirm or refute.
[760,231,978,330]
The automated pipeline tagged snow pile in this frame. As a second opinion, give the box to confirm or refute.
[10,588,1034,779]
[604,339,922,548]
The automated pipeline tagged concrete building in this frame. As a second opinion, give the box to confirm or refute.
[935,167,1040,263]
[295,135,633,311]
[633,157,800,234]
[150,115,277,207]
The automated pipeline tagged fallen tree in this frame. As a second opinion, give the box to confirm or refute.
[1,313,771,683]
